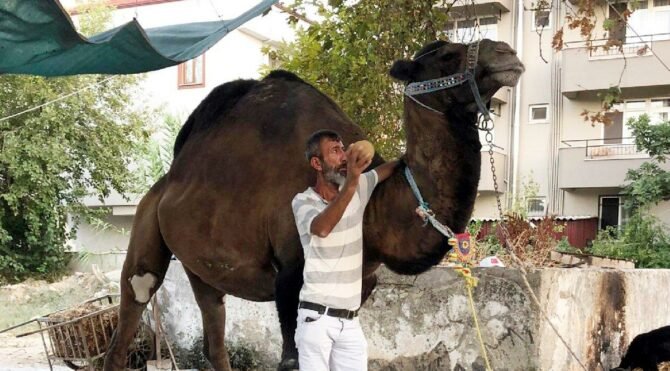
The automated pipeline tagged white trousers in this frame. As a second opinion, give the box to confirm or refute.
[294,308,368,371]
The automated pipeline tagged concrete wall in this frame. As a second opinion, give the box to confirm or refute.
[479,150,508,193]
[649,200,670,227]
[561,188,620,217]
[473,194,504,220]
[558,148,661,189]
[156,261,670,370]
[68,214,134,272]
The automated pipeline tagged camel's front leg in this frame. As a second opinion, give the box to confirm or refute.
[104,184,172,371]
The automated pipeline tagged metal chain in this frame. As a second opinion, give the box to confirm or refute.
[486,129,505,221]
[481,119,588,371]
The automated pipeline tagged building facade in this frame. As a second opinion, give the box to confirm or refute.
[458,0,670,236]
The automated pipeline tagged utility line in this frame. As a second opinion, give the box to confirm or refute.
[0,76,115,123]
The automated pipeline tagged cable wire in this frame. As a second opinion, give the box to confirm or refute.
[0,76,115,123]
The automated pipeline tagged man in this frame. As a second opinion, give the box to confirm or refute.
[291,130,399,370]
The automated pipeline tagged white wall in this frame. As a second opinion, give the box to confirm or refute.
[648,200,670,228]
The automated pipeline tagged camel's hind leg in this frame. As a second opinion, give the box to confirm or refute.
[104,180,172,371]
[184,268,232,370]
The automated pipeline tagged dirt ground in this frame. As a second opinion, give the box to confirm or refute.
[0,273,116,370]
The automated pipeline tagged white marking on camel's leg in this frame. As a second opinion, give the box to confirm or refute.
[129,273,157,303]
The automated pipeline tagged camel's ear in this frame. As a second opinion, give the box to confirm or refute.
[390,60,421,82]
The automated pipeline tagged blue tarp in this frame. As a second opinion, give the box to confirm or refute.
[0,0,277,76]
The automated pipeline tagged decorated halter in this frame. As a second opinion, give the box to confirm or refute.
[403,40,491,123]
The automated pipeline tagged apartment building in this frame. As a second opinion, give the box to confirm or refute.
[453,0,670,240]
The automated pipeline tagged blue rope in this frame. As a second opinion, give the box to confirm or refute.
[403,166,455,238]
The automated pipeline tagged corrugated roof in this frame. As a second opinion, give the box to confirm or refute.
[471,215,597,222]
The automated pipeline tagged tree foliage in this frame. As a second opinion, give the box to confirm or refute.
[590,214,670,268]
[267,0,450,158]
[135,112,183,194]
[589,115,670,268]
[623,115,670,209]
[0,3,151,283]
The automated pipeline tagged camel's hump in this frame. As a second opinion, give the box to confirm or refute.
[263,69,308,84]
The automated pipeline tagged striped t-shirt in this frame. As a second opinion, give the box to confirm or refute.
[291,170,379,310]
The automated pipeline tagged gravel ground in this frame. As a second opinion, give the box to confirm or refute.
[0,331,70,370]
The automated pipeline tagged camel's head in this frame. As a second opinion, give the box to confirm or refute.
[390,39,524,115]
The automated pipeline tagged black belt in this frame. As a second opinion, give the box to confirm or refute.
[299,301,358,320]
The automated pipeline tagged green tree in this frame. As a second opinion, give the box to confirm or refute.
[623,114,670,209]
[267,0,450,158]
[588,115,670,268]
[136,112,183,193]
[0,2,151,283]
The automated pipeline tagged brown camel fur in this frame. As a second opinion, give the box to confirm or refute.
[103,39,524,370]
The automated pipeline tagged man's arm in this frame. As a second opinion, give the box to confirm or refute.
[309,181,357,238]
[374,160,401,183]
[310,147,371,238]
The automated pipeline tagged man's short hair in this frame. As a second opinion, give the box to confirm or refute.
[305,130,342,162]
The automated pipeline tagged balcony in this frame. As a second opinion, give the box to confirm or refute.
[445,0,513,18]
[557,138,667,189]
[478,147,507,193]
[562,35,670,99]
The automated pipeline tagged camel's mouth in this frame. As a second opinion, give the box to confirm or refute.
[488,62,525,74]
[489,62,525,87]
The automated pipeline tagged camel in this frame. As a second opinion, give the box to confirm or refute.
[103,38,524,370]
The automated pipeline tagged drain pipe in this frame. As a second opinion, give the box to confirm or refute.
[509,0,524,209]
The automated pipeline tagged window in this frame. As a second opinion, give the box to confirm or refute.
[607,2,628,43]
[599,196,628,230]
[607,97,670,143]
[529,104,549,124]
[532,8,551,30]
[178,54,205,88]
[649,98,670,123]
[445,16,498,43]
[609,0,670,44]
[527,197,547,217]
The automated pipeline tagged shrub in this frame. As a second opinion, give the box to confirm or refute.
[590,213,670,268]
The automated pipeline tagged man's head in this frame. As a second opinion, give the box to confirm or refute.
[305,130,347,186]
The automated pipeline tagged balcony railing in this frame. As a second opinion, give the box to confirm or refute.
[563,33,670,59]
[561,137,646,159]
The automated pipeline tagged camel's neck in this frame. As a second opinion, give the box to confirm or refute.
[403,104,482,228]
[363,103,482,275]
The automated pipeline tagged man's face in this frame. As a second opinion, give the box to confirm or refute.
[317,139,347,185]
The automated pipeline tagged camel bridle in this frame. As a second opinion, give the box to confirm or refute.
[403,40,492,128]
